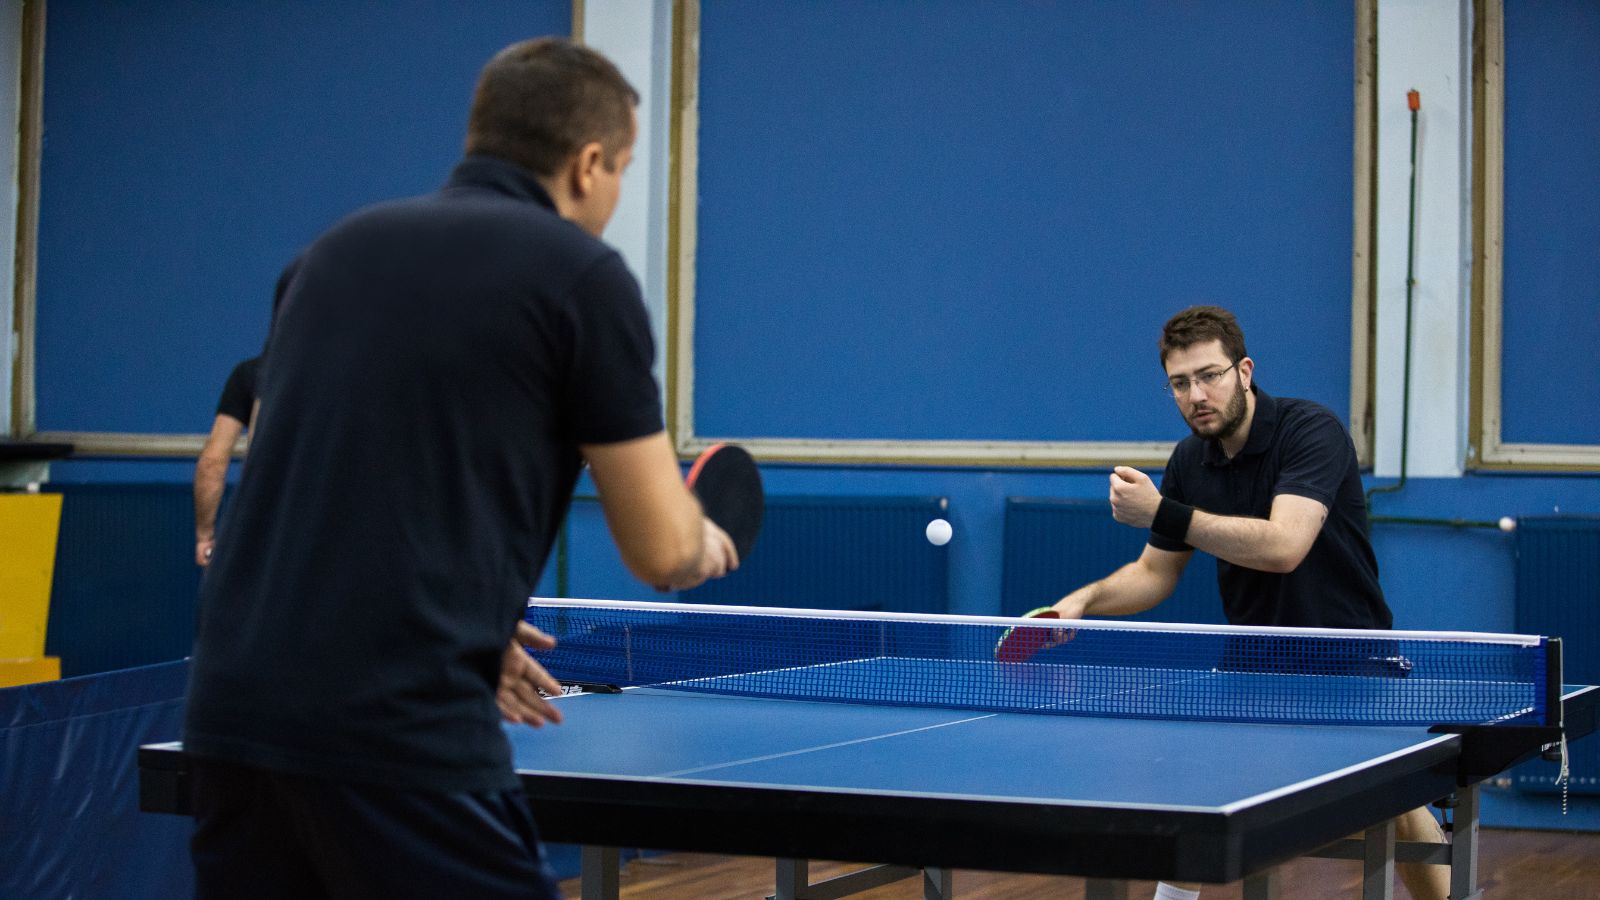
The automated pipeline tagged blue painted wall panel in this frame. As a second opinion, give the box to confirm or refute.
[35,0,570,434]
[1500,1,1600,445]
[693,0,1354,442]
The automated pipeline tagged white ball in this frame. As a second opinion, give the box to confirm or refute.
[925,518,953,546]
[1498,516,1516,533]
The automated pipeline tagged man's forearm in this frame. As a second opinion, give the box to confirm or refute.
[194,457,227,539]
[1171,498,1323,574]
[1182,510,1288,571]
[1058,560,1172,618]
[194,416,245,542]
[1110,467,1322,577]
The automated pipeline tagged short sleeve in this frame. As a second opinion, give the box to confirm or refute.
[215,357,259,423]
[1271,411,1348,508]
[1148,450,1191,552]
[565,252,665,444]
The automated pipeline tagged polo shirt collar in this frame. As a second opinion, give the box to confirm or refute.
[1202,384,1277,466]
[445,154,557,210]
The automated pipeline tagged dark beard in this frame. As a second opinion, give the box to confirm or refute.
[1189,378,1248,441]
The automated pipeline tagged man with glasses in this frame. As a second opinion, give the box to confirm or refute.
[1050,305,1448,900]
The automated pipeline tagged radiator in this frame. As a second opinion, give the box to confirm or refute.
[1514,516,1600,796]
[1002,498,1223,623]
[44,484,202,677]
[685,495,950,614]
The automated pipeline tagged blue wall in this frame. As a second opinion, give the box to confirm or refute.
[35,0,570,434]
[693,1,1355,442]
[1501,0,1600,445]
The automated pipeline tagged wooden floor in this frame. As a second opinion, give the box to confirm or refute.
[558,829,1600,898]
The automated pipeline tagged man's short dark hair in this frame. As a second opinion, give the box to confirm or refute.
[465,37,639,178]
[1159,305,1248,366]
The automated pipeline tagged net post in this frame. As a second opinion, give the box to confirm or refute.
[1543,637,1563,728]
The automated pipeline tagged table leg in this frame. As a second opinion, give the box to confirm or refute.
[1084,878,1129,900]
[1361,818,1396,900]
[1243,868,1281,900]
[923,867,953,900]
[581,846,620,900]
[774,859,808,900]
[1450,785,1483,900]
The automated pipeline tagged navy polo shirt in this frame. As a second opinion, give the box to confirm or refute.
[1149,386,1391,630]
[185,156,664,792]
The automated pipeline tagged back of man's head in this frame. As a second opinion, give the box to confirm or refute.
[466,37,639,178]
[1159,305,1248,366]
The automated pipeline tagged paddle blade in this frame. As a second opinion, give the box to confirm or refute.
[995,607,1064,663]
[686,443,765,561]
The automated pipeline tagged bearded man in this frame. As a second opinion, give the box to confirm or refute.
[1050,305,1449,900]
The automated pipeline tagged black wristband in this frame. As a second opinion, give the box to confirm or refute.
[1152,498,1194,543]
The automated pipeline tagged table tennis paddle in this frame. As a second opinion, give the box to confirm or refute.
[995,606,1068,663]
[686,442,764,562]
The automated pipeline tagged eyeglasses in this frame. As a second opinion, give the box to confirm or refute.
[1165,363,1237,396]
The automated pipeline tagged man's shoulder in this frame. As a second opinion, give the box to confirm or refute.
[1265,396,1360,481]
[1272,396,1351,441]
[230,356,260,384]
[334,186,567,237]
[1275,394,1340,420]
[312,187,617,281]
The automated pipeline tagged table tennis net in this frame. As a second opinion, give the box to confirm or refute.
[525,599,1553,727]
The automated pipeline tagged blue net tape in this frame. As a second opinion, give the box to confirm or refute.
[526,602,1550,727]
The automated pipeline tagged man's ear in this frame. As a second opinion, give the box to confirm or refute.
[1237,356,1255,388]
[570,141,604,199]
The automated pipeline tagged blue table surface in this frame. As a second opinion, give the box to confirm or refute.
[505,686,1457,811]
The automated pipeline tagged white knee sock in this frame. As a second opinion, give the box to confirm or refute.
[1153,884,1201,900]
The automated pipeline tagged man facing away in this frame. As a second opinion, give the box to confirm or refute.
[1052,306,1449,900]
[184,38,736,899]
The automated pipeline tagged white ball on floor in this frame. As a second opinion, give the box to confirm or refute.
[925,518,952,546]
[1499,516,1516,533]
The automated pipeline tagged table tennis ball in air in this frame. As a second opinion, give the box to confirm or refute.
[1499,516,1517,533]
[925,518,953,546]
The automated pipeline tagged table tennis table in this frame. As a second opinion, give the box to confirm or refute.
[139,600,1598,900]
